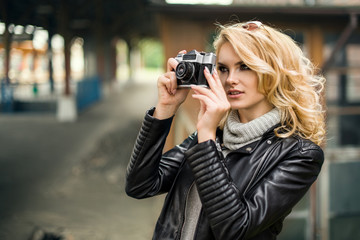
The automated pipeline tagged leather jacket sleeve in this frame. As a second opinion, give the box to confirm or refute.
[185,139,324,240]
[125,108,196,199]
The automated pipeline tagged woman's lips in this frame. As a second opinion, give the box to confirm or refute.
[227,89,244,98]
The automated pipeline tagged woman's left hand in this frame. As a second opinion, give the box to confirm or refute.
[191,67,230,143]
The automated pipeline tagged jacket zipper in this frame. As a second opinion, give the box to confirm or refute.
[243,140,281,194]
[176,181,196,240]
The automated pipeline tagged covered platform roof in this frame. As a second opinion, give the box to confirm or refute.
[1,0,359,41]
[148,0,360,31]
[0,0,157,40]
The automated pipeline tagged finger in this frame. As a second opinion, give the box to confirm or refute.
[204,67,227,100]
[211,68,222,86]
[162,72,178,95]
[191,84,218,102]
[158,73,173,95]
[192,92,216,108]
[192,83,230,113]
[158,74,171,94]
[167,58,179,72]
[198,99,206,120]
[204,67,222,92]
[204,67,222,95]
[167,50,187,72]
[212,68,225,91]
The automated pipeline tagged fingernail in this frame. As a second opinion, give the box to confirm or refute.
[205,66,210,73]
[172,89,177,95]
[213,68,218,76]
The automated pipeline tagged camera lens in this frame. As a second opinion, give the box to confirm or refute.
[175,62,195,82]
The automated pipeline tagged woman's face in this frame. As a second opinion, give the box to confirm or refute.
[217,42,272,122]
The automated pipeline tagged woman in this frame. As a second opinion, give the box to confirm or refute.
[125,21,326,240]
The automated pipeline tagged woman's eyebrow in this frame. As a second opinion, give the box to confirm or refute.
[217,61,244,67]
[235,61,245,66]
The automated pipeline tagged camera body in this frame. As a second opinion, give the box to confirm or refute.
[175,50,216,88]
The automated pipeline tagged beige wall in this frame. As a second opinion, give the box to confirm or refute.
[158,15,216,150]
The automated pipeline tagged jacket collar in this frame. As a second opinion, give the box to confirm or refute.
[217,123,281,154]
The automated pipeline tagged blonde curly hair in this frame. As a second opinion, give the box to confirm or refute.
[214,21,326,146]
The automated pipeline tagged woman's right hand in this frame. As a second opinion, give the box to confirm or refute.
[154,51,190,119]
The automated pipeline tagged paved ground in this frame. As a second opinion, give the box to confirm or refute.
[0,81,165,240]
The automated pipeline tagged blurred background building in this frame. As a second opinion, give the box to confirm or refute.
[1,0,360,239]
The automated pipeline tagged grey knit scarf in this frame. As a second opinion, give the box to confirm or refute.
[223,108,281,151]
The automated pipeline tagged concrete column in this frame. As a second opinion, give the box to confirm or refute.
[56,1,77,122]
[94,0,105,82]
[305,25,325,240]
[3,23,11,84]
[31,45,39,96]
[102,37,116,96]
[48,28,55,94]
[126,39,135,82]
[110,38,117,83]
[83,37,97,78]
[0,22,14,112]
[0,0,11,84]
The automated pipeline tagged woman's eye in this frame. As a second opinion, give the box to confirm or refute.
[240,63,250,70]
[218,66,228,73]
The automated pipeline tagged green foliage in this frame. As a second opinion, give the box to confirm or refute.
[138,38,164,69]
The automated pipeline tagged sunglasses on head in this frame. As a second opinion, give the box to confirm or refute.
[241,21,263,31]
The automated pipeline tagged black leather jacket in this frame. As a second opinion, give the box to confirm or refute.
[125,108,324,240]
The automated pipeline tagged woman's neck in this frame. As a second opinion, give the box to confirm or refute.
[237,103,274,123]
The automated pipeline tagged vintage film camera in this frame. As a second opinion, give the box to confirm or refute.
[175,50,216,88]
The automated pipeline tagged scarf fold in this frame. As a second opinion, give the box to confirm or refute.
[223,108,281,151]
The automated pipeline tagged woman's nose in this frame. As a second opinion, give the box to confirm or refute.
[226,72,238,85]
